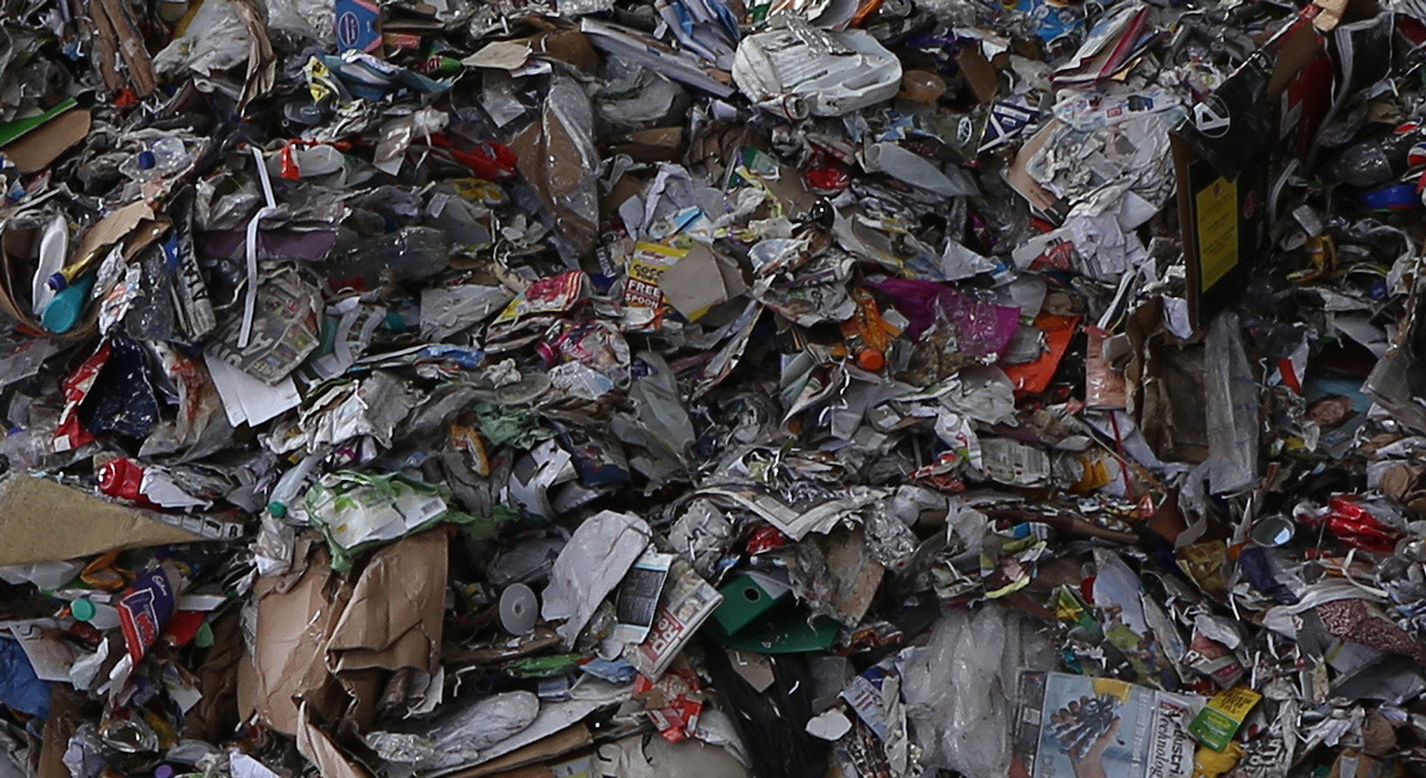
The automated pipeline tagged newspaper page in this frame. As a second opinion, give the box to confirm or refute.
[629,558,722,679]
[1016,672,1205,778]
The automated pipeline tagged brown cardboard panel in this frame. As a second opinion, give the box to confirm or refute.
[0,474,202,566]
[4,109,91,174]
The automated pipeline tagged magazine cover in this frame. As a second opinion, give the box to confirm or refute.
[1017,672,1206,778]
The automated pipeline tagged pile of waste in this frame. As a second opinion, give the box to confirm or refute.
[0,0,1425,775]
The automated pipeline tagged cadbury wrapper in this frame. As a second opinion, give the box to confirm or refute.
[117,565,178,662]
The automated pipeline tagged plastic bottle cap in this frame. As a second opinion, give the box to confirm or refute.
[857,349,886,371]
[138,150,156,170]
[71,598,97,621]
[155,765,176,778]
[499,584,539,635]
[267,501,287,519]
[46,271,67,292]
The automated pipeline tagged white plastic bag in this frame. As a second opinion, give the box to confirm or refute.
[900,604,1054,777]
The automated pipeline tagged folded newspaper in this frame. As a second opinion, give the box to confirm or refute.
[630,558,723,679]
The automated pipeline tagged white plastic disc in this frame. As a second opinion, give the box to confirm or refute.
[499,583,539,635]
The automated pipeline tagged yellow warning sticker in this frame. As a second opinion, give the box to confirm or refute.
[1195,176,1239,292]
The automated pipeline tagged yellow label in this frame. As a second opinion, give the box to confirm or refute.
[625,243,686,311]
[1195,177,1239,292]
[1207,686,1261,719]
[1091,677,1133,703]
[451,178,504,203]
[305,57,334,103]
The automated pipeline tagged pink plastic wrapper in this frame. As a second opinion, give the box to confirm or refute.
[872,278,1020,358]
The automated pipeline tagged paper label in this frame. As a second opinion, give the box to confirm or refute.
[623,243,685,330]
[1194,176,1238,292]
[1188,687,1260,750]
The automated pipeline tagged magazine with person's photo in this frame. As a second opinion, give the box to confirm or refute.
[1015,672,1206,778]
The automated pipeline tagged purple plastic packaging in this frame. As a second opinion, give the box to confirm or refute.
[116,566,178,663]
[873,278,1021,358]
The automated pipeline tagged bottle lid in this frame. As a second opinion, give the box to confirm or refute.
[155,764,176,778]
[138,150,156,170]
[267,501,287,518]
[856,349,886,372]
[71,598,97,621]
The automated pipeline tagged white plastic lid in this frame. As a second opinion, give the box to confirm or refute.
[498,584,539,635]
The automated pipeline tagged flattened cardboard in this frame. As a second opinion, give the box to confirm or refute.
[658,244,747,320]
[0,99,78,146]
[758,163,819,216]
[238,550,350,736]
[296,704,371,778]
[328,528,447,673]
[182,611,243,741]
[38,685,85,778]
[956,48,1000,104]
[507,91,598,258]
[1004,122,1064,217]
[528,27,599,70]
[444,627,563,665]
[479,767,555,778]
[609,127,686,163]
[443,725,593,778]
[232,0,278,110]
[75,199,157,268]
[84,0,157,97]
[1125,298,1209,464]
[2,109,91,174]
[0,474,202,566]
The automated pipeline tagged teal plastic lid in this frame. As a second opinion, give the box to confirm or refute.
[71,598,97,621]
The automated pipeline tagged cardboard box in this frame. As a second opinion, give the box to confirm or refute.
[1171,0,1381,331]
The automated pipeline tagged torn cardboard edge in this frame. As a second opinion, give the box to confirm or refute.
[5,109,92,174]
[442,724,593,778]
[0,474,204,566]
